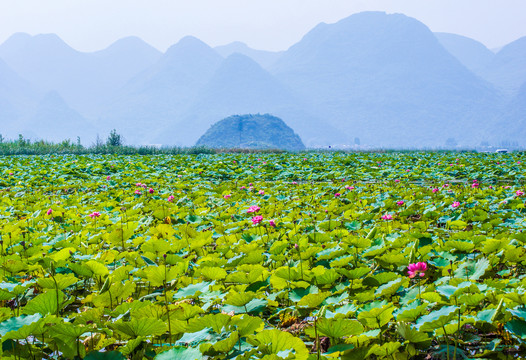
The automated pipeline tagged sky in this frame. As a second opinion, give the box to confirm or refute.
[0,0,525,52]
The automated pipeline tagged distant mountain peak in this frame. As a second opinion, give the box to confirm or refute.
[168,36,211,52]
[214,41,284,69]
[101,36,160,52]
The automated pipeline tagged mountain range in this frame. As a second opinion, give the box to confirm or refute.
[0,11,525,148]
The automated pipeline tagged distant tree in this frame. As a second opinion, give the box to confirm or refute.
[17,134,29,147]
[354,137,361,145]
[106,129,123,147]
[0,134,3,143]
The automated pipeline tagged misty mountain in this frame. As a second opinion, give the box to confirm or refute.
[98,36,224,144]
[1,11,526,148]
[496,82,526,143]
[0,58,93,142]
[435,32,495,77]
[481,36,526,97]
[155,53,341,146]
[215,41,283,68]
[22,91,95,143]
[0,33,161,115]
[270,11,502,147]
[0,57,39,136]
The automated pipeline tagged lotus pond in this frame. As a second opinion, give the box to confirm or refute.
[0,152,526,360]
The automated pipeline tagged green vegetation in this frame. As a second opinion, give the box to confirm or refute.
[196,114,306,151]
[0,152,525,359]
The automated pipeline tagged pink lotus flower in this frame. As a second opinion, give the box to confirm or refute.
[394,179,400,183]
[167,195,175,202]
[135,182,142,187]
[451,201,460,208]
[396,200,405,206]
[148,188,154,194]
[516,190,525,196]
[432,188,439,193]
[141,184,147,188]
[489,186,493,189]
[407,262,427,278]
[178,175,182,178]
[240,186,246,190]
[381,214,393,220]
[247,205,260,213]
[89,211,100,218]
[258,190,265,195]
[249,183,253,186]
[269,219,276,227]
[335,193,341,197]
[504,186,511,189]
[134,190,142,195]
[9,172,13,175]
[303,158,307,161]
[46,208,53,215]
[472,183,479,188]
[345,185,354,190]
[251,215,263,225]
[224,194,231,199]
[292,181,298,185]
[106,176,111,180]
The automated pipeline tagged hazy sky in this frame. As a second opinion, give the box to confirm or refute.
[1,0,525,52]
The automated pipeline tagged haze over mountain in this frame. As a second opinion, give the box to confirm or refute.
[1,11,525,148]
[481,36,526,97]
[270,11,502,147]
[435,32,495,78]
[155,53,341,146]
[496,82,526,144]
[215,42,283,69]
[0,32,161,116]
[98,36,224,144]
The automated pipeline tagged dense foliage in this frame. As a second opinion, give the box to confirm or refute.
[0,152,526,359]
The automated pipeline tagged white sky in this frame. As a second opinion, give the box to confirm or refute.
[0,0,525,52]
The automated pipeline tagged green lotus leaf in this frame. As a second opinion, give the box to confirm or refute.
[38,274,79,290]
[454,258,490,281]
[297,292,330,308]
[396,322,432,344]
[23,289,65,315]
[357,304,394,328]
[248,329,309,360]
[176,327,213,346]
[0,313,42,337]
[230,314,265,337]
[305,318,364,339]
[111,318,167,338]
[186,313,232,333]
[155,346,203,360]
[222,298,267,314]
[173,281,213,300]
[416,306,458,331]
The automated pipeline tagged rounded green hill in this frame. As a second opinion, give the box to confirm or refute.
[195,114,305,151]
